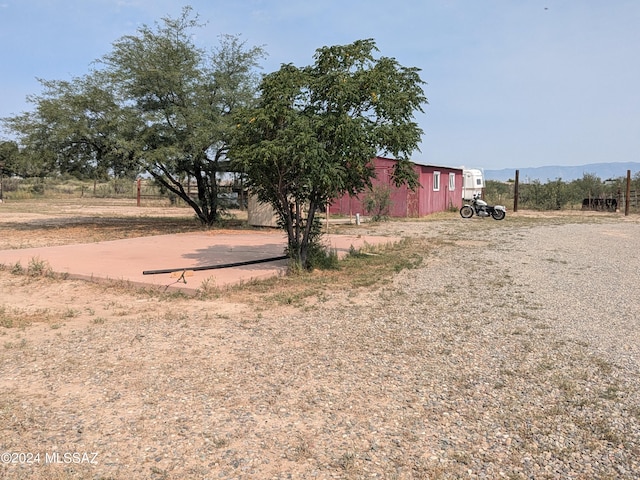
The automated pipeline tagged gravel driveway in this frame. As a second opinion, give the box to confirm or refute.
[1,212,639,479]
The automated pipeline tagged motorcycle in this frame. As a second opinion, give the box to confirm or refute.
[460,193,506,220]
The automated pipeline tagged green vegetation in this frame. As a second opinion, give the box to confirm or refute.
[229,38,426,269]
[363,184,393,221]
[1,8,427,259]
[208,236,432,308]
[484,171,640,211]
[1,7,265,226]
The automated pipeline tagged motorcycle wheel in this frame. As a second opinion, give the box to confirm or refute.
[491,209,506,220]
[460,206,474,218]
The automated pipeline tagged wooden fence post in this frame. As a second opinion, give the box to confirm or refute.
[0,161,4,202]
[625,170,631,216]
[513,170,519,212]
[137,178,141,207]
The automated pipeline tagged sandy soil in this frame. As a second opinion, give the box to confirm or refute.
[1,201,639,479]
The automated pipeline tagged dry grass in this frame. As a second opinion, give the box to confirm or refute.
[1,199,639,479]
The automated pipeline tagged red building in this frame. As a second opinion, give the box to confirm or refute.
[329,156,463,218]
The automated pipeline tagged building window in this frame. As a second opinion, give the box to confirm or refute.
[433,171,441,191]
[449,172,455,191]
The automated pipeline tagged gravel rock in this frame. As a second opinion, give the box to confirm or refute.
[1,213,639,479]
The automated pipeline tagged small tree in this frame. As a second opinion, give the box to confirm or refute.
[484,180,511,205]
[572,173,604,201]
[363,185,392,221]
[231,39,426,268]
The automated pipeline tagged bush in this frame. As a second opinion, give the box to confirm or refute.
[307,244,340,270]
[363,185,392,221]
[485,173,637,211]
[29,181,45,195]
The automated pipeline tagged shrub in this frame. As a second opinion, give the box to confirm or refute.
[363,185,392,221]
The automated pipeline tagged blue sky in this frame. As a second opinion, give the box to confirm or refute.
[1,0,639,170]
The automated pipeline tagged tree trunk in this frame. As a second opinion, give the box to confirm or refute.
[149,169,219,226]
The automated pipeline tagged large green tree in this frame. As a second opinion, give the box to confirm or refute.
[2,111,56,179]
[3,73,133,180]
[0,141,19,177]
[230,39,426,268]
[100,7,265,225]
[2,7,265,225]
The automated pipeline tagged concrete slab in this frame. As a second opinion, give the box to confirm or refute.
[0,231,399,293]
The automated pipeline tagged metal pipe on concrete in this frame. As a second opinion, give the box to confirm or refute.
[142,255,289,276]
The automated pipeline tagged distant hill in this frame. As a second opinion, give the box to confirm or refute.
[484,162,640,183]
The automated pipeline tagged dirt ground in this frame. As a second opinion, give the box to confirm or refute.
[0,199,402,480]
[1,200,639,479]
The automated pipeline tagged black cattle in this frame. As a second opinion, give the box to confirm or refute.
[581,198,617,211]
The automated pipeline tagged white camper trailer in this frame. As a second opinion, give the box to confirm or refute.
[462,169,484,200]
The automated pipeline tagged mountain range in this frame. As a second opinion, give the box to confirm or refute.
[483,162,640,183]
